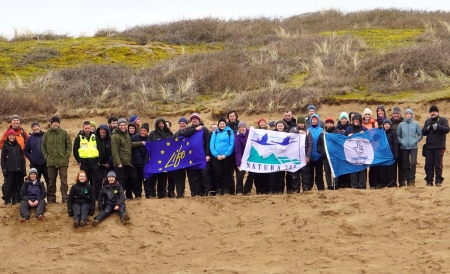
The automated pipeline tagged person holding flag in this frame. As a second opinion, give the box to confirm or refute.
[345,113,368,189]
[308,114,324,191]
[318,117,341,190]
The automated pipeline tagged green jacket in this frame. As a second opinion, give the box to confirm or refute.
[42,127,72,167]
[111,128,142,166]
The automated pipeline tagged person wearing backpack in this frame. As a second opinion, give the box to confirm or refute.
[210,118,235,195]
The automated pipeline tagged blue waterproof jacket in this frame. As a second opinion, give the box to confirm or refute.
[210,126,235,157]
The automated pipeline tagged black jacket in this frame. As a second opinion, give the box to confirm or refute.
[21,179,46,201]
[131,134,150,166]
[336,121,350,134]
[98,181,125,210]
[283,118,297,132]
[289,126,313,159]
[1,139,26,176]
[95,124,113,168]
[422,116,449,149]
[317,127,341,158]
[149,118,172,141]
[73,130,99,164]
[385,128,399,159]
[68,182,96,216]
[24,130,46,167]
[227,120,240,134]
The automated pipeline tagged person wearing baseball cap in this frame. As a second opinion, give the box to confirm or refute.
[422,105,449,186]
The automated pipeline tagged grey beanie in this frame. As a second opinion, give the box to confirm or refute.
[31,121,40,129]
[117,118,127,126]
[393,107,401,114]
[238,121,247,128]
[28,168,38,176]
[11,115,20,121]
[107,171,116,178]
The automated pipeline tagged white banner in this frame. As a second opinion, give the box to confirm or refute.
[240,128,306,173]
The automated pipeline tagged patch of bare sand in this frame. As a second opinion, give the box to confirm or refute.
[1,102,450,273]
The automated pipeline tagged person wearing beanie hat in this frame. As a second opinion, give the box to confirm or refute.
[68,170,96,227]
[189,113,201,122]
[397,108,422,186]
[378,118,399,188]
[129,115,141,129]
[307,104,316,114]
[117,118,127,126]
[0,114,29,151]
[92,169,130,226]
[296,116,306,124]
[337,112,350,134]
[210,116,234,195]
[42,115,72,203]
[20,167,46,222]
[178,117,188,124]
[111,115,146,200]
[24,121,48,185]
[73,121,102,199]
[318,115,341,190]
[362,108,378,129]
[268,121,276,130]
[305,106,325,129]
[345,113,368,189]
[422,105,449,186]
[141,123,150,132]
[234,121,254,195]
[1,129,26,205]
[390,106,405,186]
[257,118,267,129]
[238,121,247,128]
[50,116,60,124]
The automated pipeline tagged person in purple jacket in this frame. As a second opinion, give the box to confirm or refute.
[234,122,254,195]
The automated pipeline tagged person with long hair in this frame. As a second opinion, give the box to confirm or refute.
[67,170,96,227]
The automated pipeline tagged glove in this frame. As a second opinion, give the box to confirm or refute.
[68,210,73,217]
[432,124,438,131]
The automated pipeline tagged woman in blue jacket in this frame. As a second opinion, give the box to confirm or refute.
[210,118,235,195]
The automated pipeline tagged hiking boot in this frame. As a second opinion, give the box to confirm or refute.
[426,182,433,186]
[92,220,99,227]
[20,218,26,223]
[61,197,68,203]
[37,215,44,220]
[407,181,415,187]
[73,220,79,228]
[436,183,442,187]
[121,213,130,224]
[287,190,293,194]
[79,220,86,227]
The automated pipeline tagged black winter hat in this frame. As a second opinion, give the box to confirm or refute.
[217,117,227,125]
[141,123,150,132]
[429,105,439,113]
[50,116,60,124]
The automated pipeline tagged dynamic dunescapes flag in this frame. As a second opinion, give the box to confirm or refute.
[143,129,206,178]
[240,128,306,173]
[324,128,395,178]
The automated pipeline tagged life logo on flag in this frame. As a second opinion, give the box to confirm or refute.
[240,128,306,173]
[343,138,374,165]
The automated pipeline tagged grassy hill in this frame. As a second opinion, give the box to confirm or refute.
[1,9,450,119]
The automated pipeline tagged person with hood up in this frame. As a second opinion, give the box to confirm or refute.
[308,114,325,190]
[318,117,341,190]
[397,109,422,186]
[210,118,235,195]
[2,129,26,205]
[376,106,387,129]
[68,170,96,227]
[20,168,46,222]
[422,105,449,186]
[128,123,137,137]
[92,171,130,226]
[234,121,254,195]
[24,121,48,186]
[0,114,28,150]
[111,118,145,200]
[289,116,313,192]
[305,104,325,129]
[345,113,368,189]
[147,118,172,198]
[95,124,113,186]
[378,119,399,188]
[131,123,150,199]
[390,107,406,186]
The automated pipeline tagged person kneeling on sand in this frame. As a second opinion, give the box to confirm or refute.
[68,170,96,227]
[20,168,46,222]
[92,171,130,226]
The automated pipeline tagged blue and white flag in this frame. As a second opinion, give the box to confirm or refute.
[143,129,206,178]
[240,128,306,173]
[324,129,395,178]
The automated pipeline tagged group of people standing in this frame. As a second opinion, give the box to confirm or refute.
[0,104,448,225]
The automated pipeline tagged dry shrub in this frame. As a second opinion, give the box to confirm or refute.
[17,48,60,66]
[11,30,68,42]
[0,88,56,118]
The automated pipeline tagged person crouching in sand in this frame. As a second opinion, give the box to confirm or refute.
[20,168,46,222]
[92,171,129,226]
[68,170,96,227]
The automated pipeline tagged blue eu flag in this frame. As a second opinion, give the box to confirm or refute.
[143,129,206,178]
[324,129,395,178]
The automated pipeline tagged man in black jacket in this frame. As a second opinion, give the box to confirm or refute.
[131,123,150,199]
[95,124,113,185]
[24,121,48,186]
[422,105,449,186]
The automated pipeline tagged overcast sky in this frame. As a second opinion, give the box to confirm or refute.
[1,0,449,38]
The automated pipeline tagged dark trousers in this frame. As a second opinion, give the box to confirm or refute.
[130,165,144,198]
[291,164,310,192]
[424,148,445,184]
[145,173,167,198]
[47,166,68,202]
[337,174,351,188]
[95,204,127,223]
[187,169,202,197]
[211,156,233,195]
[401,149,417,182]
[351,169,367,189]
[368,166,378,188]
[236,170,254,194]
[80,162,102,199]
[322,158,338,190]
[115,165,134,199]
[206,161,216,193]
[396,148,406,186]
[378,164,397,188]
[20,199,45,219]
[173,169,187,198]
[30,164,49,187]
[309,160,324,190]
[72,203,90,222]
[167,171,176,198]
[2,171,23,205]
[99,166,113,184]
[269,171,286,194]
[254,173,267,194]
